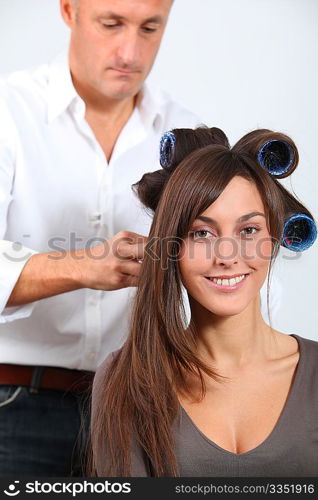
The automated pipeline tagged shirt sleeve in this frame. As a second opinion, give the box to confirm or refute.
[0,94,38,323]
[0,241,38,323]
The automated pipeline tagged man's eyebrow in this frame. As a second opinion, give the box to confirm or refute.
[141,16,163,24]
[99,12,163,24]
[196,212,266,224]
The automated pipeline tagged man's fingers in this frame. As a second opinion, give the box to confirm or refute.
[119,260,143,278]
[123,275,139,288]
[115,268,140,289]
[114,239,147,260]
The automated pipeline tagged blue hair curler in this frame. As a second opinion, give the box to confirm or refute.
[159,131,176,169]
[282,214,317,252]
[258,139,295,177]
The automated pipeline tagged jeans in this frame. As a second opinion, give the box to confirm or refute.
[0,385,90,477]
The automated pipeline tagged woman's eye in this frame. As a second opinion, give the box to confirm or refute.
[191,230,214,240]
[240,226,259,237]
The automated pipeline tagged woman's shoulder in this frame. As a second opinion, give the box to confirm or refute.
[274,331,318,357]
[292,333,318,353]
[291,334,318,379]
[272,332,318,377]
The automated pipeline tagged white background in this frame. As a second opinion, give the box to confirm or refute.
[0,0,317,340]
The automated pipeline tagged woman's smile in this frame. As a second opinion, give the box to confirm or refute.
[204,273,250,292]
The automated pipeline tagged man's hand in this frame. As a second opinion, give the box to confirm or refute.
[6,231,148,307]
[76,231,147,290]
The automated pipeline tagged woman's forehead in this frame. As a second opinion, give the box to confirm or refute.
[198,177,265,222]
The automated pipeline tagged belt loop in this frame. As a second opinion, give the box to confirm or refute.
[29,367,45,393]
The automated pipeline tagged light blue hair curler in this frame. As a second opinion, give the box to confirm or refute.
[159,131,176,169]
[258,139,296,178]
[282,213,317,252]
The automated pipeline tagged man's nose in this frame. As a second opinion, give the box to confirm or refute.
[117,30,141,67]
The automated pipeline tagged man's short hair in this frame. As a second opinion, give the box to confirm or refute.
[73,0,174,9]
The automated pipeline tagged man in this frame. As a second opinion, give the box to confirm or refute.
[0,0,278,476]
[0,0,200,476]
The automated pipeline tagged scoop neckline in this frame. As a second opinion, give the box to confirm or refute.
[180,333,304,458]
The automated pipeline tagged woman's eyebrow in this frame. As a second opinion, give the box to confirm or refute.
[196,212,266,224]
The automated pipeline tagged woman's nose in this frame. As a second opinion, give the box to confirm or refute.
[214,237,239,267]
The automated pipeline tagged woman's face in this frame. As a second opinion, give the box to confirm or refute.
[179,176,273,317]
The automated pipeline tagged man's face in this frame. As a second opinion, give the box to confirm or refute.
[61,0,173,101]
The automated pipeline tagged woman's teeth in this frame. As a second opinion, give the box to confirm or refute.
[208,274,247,286]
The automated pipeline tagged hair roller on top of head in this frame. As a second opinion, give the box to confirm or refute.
[233,129,299,179]
[135,127,229,214]
[132,125,230,213]
[159,126,230,171]
[258,139,295,178]
[160,131,176,169]
[282,213,317,252]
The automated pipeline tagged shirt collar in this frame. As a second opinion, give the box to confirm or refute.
[136,81,166,131]
[47,50,79,123]
[47,49,165,129]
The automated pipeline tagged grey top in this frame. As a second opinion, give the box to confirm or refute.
[92,334,318,477]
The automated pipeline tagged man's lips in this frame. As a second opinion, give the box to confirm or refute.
[109,68,140,75]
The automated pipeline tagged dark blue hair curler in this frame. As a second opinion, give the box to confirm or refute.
[258,139,295,177]
[282,214,317,252]
[160,131,176,169]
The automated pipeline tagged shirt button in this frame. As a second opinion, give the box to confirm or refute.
[89,213,101,222]
[88,213,101,227]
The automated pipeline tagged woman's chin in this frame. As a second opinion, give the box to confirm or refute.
[188,291,259,319]
[209,306,247,318]
[200,298,254,318]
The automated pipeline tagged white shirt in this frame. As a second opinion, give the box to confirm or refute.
[0,52,280,371]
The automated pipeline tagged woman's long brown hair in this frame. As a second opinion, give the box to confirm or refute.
[89,127,313,477]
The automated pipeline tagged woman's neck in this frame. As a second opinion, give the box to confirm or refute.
[190,297,278,371]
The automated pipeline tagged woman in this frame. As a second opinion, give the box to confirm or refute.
[90,127,317,477]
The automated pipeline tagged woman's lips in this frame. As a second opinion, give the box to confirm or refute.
[204,274,249,292]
